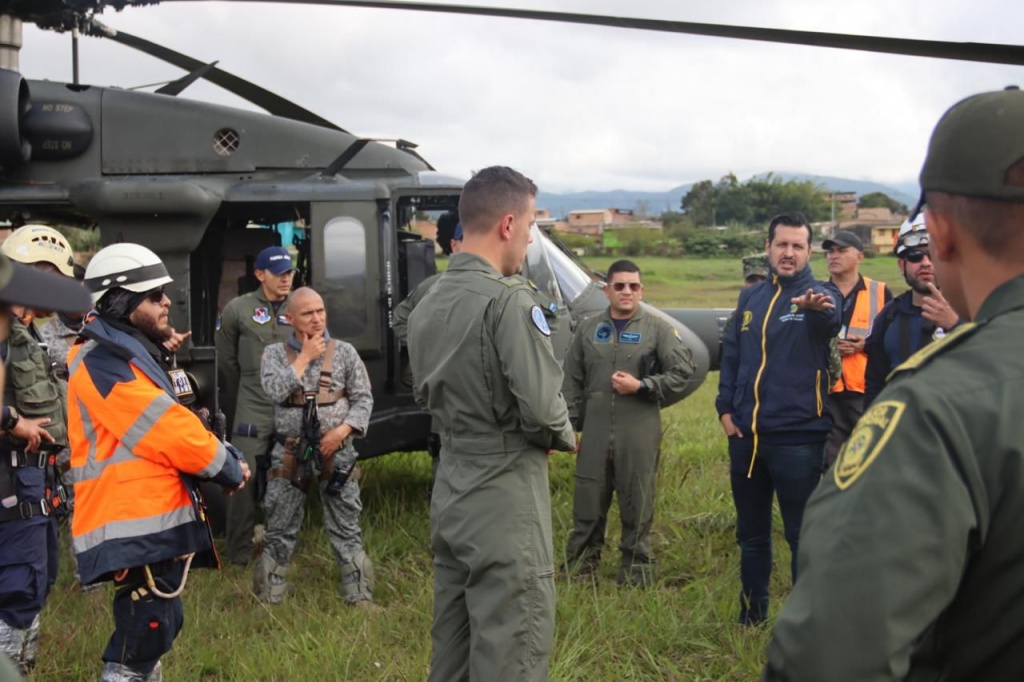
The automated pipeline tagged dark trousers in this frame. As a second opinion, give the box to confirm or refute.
[729,437,823,625]
[824,391,865,468]
[0,516,57,629]
[225,432,265,565]
[104,561,185,675]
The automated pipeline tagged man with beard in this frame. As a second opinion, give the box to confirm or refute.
[762,85,1024,682]
[408,166,576,681]
[716,211,841,626]
[68,243,248,681]
[863,213,959,407]
[562,259,695,587]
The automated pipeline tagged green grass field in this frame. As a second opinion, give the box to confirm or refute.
[34,255,905,681]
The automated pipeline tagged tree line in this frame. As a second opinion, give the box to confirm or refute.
[679,172,832,227]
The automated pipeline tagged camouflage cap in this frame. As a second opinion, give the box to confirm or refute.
[919,86,1024,203]
[742,254,769,281]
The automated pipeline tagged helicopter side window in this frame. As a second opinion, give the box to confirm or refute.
[323,217,368,340]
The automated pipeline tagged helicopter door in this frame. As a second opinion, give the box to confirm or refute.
[310,202,381,357]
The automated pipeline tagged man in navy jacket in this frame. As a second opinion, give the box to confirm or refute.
[716,211,841,625]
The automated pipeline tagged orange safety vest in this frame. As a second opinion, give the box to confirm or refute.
[832,277,886,394]
[66,319,238,585]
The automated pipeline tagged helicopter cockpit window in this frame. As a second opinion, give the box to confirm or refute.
[528,226,592,305]
[322,217,368,339]
[522,224,564,307]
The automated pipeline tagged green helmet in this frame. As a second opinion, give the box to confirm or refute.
[742,254,769,282]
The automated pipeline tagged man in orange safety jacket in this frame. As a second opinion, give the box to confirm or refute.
[68,243,249,682]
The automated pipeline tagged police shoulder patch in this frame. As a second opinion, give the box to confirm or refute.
[530,305,551,336]
[888,321,978,381]
[833,400,905,490]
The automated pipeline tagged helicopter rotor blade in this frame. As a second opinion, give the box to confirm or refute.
[150,0,1024,67]
[155,59,218,96]
[86,18,347,131]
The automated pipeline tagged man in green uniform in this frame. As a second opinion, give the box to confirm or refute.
[392,221,461,343]
[563,259,695,586]
[216,246,294,565]
[407,166,576,682]
[763,87,1024,681]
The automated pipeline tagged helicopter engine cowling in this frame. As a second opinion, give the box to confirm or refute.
[0,68,30,168]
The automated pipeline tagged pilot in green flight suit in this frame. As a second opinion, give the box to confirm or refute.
[562,259,695,586]
[763,87,1024,681]
[215,246,294,566]
[408,166,575,682]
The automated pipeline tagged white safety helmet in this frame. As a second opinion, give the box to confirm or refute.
[84,243,173,303]
[0,224,75,277]
[894,212,929,257]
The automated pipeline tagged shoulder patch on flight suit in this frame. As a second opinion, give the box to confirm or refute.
[530,305,551,336]
[215,315,222,331]
[887,321,979,381]
[740,310,753,332]
[834,400,905,490]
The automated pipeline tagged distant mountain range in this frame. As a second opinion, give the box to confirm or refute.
[536,173,919,219]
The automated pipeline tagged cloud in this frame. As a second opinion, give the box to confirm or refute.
[16,0,1024,193]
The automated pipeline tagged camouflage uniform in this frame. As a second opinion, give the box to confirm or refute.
[255,335,375,604]
[38,315,81,382]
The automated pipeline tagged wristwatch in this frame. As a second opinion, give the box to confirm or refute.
[1,407,19,433]
[636,380,651,397]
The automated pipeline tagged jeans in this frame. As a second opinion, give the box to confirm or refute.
[729,437,823,625]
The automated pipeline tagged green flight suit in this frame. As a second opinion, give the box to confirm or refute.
[215,289,291,565]
[392,272,439,344]
[763,274,1024,681]
[407,252,575,682]
[562,308,695,581]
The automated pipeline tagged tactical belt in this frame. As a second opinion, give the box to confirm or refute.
[2,450,50,469]
[0,498,51,522]
[282,340,346,407]
[267,436,356,484]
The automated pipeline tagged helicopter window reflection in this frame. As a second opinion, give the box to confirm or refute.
[532,227,592,304]
[323,217,368,339]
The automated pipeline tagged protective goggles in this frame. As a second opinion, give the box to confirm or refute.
[903,249,930,264]
[898,231,929,250]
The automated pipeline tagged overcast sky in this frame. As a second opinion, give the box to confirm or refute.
[16,0,1024,193]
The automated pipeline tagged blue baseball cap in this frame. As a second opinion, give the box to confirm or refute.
[453,222,463,241]
[255,246,294,275]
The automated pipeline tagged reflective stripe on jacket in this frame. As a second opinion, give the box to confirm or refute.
[833,277,887,394]
[67,317,242,584]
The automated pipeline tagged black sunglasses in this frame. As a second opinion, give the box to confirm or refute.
[145,287,167,304]
[611,282,642,292]
[903,250,930,264]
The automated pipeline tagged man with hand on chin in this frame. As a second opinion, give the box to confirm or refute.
[255,287,378,609]
[716,211,841,626]
[863,213,959,407]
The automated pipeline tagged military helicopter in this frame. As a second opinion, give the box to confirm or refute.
[0,0,1020,465]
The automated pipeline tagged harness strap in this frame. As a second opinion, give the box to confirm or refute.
[283,340,346,406]
[0,499,50,522]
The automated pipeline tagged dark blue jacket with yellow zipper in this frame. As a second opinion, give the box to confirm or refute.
[716,265,842,448]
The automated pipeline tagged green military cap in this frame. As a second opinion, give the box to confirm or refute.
[919,86,1024,203]
[742,254,769,282]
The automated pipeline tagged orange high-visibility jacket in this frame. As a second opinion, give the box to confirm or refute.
[67,317,243,585]
[833,277,888,394]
